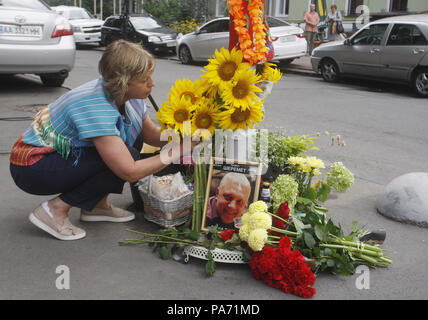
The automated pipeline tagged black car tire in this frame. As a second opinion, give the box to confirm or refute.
[40,74,66,87]
[320,58,340,83]
[412,68,428,98]
[179,45,193,65]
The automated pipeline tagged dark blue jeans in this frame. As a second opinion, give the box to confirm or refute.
[10,145,140,211]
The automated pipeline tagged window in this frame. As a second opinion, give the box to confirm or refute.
[387,24,428,46]
[390,0,408,12]
[266,16,290,28]
[348,0,364,15]
[0,0,50,10]
[276,0,289,17]
[351,24,389,45]
[200,20,224,34]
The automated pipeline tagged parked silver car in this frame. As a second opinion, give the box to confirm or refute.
[0,0,75,87]
[52,5,103,45]
[311,14,428,97]
[177,16,307,65]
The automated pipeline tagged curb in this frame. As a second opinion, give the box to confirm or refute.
[280,67,320,78]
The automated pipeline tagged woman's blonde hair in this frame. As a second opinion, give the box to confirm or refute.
[99,40,155,103]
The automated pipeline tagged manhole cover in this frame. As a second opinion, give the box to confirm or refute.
[14,104,47,113]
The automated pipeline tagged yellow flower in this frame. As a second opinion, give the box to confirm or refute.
[220,68,263,110]
[258,62,282,83]
[217,102,264,131]
[306,156,325,170]
[157,95,195,135]
[168,78,205,105]
[248,211,272,230]
[238,224,251,242]
[202,47,250,88]
[248,200,268,214]
[191,99,220,137]
[267,66,282,83]
[248,228,268,251]
[241,212,251,226]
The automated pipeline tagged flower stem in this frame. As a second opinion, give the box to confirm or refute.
[267,212,293,227]
[125,229,197,245]
[270,226,298,237]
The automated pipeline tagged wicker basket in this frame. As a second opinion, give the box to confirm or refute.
[137,175,193,227]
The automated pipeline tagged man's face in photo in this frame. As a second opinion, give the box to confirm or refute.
[215,179,251,224]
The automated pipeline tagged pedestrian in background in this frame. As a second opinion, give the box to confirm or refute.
[304,3,320,56]
[325,4,343,41]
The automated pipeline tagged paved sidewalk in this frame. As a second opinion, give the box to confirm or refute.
[278,55,318,77]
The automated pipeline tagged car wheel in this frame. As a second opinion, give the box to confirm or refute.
[179,45,193,65]
[320,58,340,83]
[413,68,428,98]
[40,74,66,87]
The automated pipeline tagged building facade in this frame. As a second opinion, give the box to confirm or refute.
[211,0,428,22]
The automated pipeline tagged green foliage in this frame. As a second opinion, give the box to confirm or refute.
[142,0,181,26]
[256,130,318,171]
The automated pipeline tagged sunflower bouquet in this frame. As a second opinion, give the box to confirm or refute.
[156,47,282,232]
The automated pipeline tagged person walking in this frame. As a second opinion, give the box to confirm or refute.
[325,4,343,41]
[304,3,320,56]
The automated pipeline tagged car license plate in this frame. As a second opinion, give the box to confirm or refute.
[0,24,42,38]
[280,35,296,43]
[166,41,176,47]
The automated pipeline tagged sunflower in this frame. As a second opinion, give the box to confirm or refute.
[202,47,250,88]
[220,68,262,110]
[168,78,205,105]
[157,96,195,135]
[257,62,282,83]
[217,102,264,131]
[191,99,220,137]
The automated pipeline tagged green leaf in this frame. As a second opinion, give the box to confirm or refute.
[324,248,333,256]
[187,230,200,241]
[242,250,252,263]
[297,196,312,205]
[159,246,170,260]
[317,182,331,202]
[302,188,317,201]
[205,251,216,276]
[303,231,316,249]
[314,224,328,242]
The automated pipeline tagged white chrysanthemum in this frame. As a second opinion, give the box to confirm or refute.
[248,201,268,215]
[326,162,354,192]
[241,212,251,226]
[248,229,268,252]
[248,211,272,230]
[238,224,252,242]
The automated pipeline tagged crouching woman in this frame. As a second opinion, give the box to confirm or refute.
[9,40,191,241]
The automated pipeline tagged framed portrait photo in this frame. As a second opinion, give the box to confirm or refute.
[201,157,262,232]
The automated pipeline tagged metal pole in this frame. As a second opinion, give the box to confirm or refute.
[113,0,116,15]
[79,0,82,8]
[94,0,96,17]
[119,0,122,14]
[100,0,103,20]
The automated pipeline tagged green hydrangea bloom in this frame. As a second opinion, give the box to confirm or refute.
[326,162,354,192]
[271,174,299,212]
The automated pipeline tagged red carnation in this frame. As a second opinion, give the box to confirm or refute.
[277,201,290,220]
[279,236,292,250]
[219,229,234,242]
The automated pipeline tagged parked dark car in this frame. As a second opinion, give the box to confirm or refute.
[101,14,177,54]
